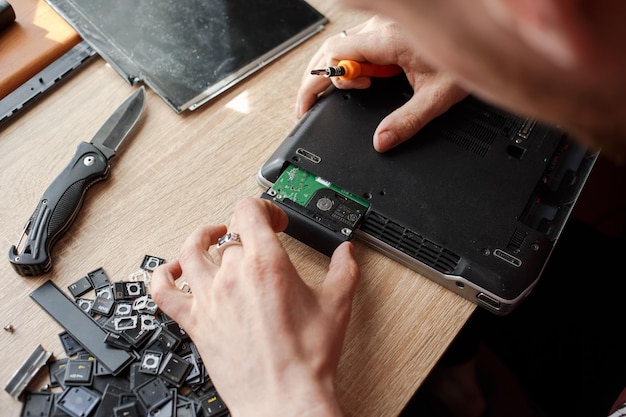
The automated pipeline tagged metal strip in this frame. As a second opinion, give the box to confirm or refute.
[30,280,135,376]
[4,344,52,399]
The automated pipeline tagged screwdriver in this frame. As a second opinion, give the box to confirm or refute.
[310,59,402,81]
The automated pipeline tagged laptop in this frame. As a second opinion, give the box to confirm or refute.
[257,75,597,314]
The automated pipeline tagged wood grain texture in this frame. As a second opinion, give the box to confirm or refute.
[0,2,475,415]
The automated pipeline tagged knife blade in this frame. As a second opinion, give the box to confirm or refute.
[9,87,145,277]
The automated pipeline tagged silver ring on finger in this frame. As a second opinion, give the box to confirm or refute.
[217,232,243,256]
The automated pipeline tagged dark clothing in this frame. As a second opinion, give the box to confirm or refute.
[610,389,626,416]
[471,219,626,416]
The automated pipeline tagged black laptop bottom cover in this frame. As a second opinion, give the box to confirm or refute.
[259,76,596,314]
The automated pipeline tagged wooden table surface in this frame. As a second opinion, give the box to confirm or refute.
[0,2,475,415]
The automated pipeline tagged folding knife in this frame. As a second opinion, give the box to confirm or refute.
[9,87,145,276]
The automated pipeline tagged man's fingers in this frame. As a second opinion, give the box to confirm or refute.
[321,242,360,321]
[228,198,288,240]
[220,198,290,265]
[296,23,375,118]
[296,46,333,118]
[296,74,332,118]
[177,224,227,283]
[151,260,194,330]
[182,224,228,253]
[373,81,468,152]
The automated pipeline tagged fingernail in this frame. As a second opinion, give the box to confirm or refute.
[347,241,355,256]
[375,130,396,152]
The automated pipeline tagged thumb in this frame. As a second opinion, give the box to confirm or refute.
[151,260,194,330]
[321,242,360,321]
[373,83,468,152]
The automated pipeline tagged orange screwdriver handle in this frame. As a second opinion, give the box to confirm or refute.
[337,59,402,80]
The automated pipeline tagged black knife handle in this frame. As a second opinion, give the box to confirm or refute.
[9,142,110,276]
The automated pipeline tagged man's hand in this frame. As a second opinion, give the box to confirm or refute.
[151,198,360,417]
[296,15,468,152]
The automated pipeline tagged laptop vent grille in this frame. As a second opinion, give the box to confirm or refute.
[438,127,494,157]
[360,212,461,274]
[424,99,520,157]
[507,228,527,252]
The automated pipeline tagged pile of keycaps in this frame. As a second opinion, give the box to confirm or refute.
[18,255,229,417]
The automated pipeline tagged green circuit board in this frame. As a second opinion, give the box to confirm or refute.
[271,164,369,208]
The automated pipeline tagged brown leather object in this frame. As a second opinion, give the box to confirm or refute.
[0,0,80,99]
